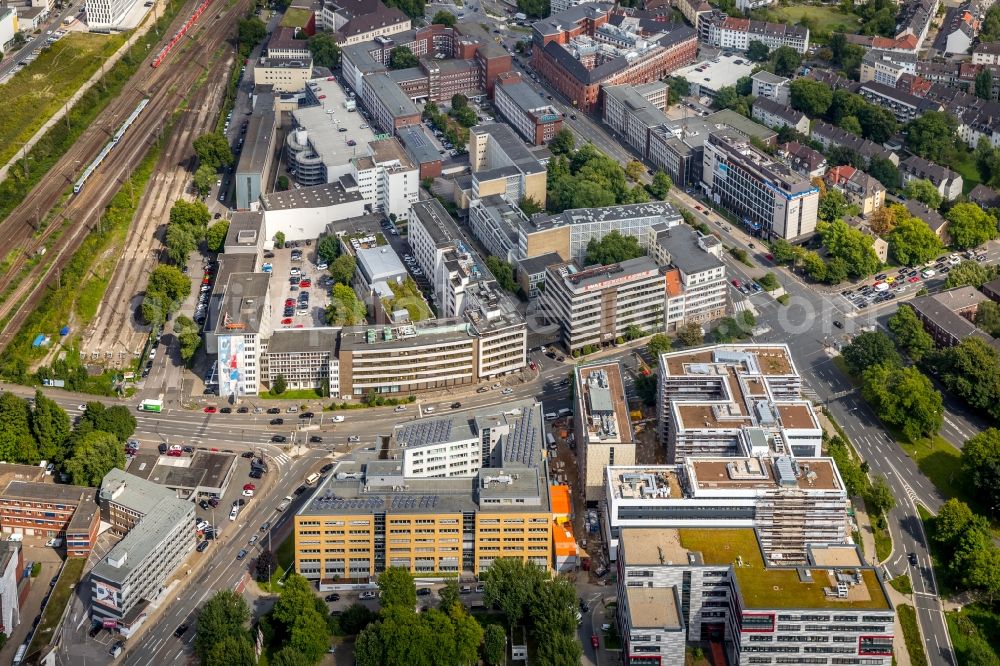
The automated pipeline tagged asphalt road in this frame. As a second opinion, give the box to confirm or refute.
[0,4,81,80]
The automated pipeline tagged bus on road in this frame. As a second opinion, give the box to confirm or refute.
[138,399,163,413]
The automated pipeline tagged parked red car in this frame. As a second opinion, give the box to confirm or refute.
[203,406,217,413]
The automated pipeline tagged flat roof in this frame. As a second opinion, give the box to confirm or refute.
[370,137,415,168]
[0,463,47,487]
[626,587,683,630]
[675,54,756,92]
[357,245,407,282]
[655,225,724,275]
[397,124,443,165]
[661,344,795,377]
[92,495,192,584]
[686,457,842,492]
[291,77,378,171]
[225,212,264,248]
[99,468,179,516]
[236,93,276,177]
[213,273,271,335]
[528,201,680,232]
[472,123,546,175]
[663,109,776,150]
[267,328,338,354]
[339,317,474,351]
[260,182,364,211]
[577,362,634,446]
[498,79,555,115]
[2,480,95,504]
[411,198,463,245]
[603,84,670,128]
[554,256,660,291]
[516,251,562,276]
[809,544,864,567]
[365,71,419,118]
[608,467,685,501]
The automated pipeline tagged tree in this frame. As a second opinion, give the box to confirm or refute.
[316,234,340,264]
[485,256,518,292]
[65,430,124,487]
[256,549,277,581]
[276,175,290,191]
[339,603,377,635]
[887,305,934,362]
[271,647,313,666]
[818,219,880,278]
[534,633,583,666]
[329,253,356,286]
[378,567,416,609]
[389,46,418,69]
[148,264,191,306]
[326,284,367,325]
[865,475,896,517]
[676,322,703,347]
[289,606,330,662]
[175,315,202,362]
[647,334,672,357]
[667,76,691,105]
[0,393,35,463]
[484,624,507,666]
[933,498,977,547]
[80,403,136,443]
[584,230,643,265]
[451,93,468,112]
[961,429,1000,511]
[271,374,287,395]
[307,32,341,68]
[237,17,267,55]
[890,212,944,266]
[945,260,998,289]
[634,373,658,406]
[482,558,547,628]
[274,231,286,248]
[169,198,210,230]
[842,331,899,376]
[976,300,1000,337]
[515,196,542,218]
[164,222,197,265]
[548,128,575,155]
[839,115,862,136]
[204,634,256,666]
[861,364,943,442]
[801,249,827,281]
[903,178,943,209]
[937,337,1000,421]
[770,46,801,77]
[827,146,864,169]
[868,206,897,236]
[818,189,849,222]
[983,5,1000,42]
[713,86,743,113]
[625,324,644,342]
[746,40,770,62]
[193,133,234,170]
[193,164,216,196]
[770,238,799,264]
[857,104,898,144]
[205,220,229,253]
[432,9,456,25]
[790,78,833,118]
[516,0,548,18]
[868,156,900,191]
[30,391,71,463]
[625,160,645,182]
[947,202,999,249]
[906,111,959,163]
[648,170,672,199]
[976,67,993,101]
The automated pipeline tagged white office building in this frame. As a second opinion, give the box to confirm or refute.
[85,0,139,29]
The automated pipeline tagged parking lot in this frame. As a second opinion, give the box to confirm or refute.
[841,251,978,311]
[265,241,333,329]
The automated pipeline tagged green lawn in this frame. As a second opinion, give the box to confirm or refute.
[0,33,126,168]
[889,574,913,595]
[898,604,929,666]
[770,5,861,33]
[29,558,86,655]
[280,7,313,28]
[947,605,1000,665]
[258,388,326,400]
[896,434,964,503]
[949,152,982,195]
[258,534,296,593]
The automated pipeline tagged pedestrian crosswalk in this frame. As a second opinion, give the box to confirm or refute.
[268,451,290,465]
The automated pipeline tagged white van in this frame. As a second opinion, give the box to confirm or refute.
[546,433,556,449]
[229,505,239,521]
[921,269,936,279]
[305,472,320,485]
[544,412,557,421]
[558,408,572,418]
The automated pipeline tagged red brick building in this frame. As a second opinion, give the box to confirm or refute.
[531,4,697,111]
[0,481,100,557]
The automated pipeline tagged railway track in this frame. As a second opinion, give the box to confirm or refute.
[0,0,251,353]
[82,49,232,363]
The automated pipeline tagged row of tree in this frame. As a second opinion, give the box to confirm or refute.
[789,80,899,146]
[0,391,135,486]
[423,101,470,152]
[547,143,649,213]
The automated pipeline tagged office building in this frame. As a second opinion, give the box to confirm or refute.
[540,257,666,353]
[615,528,894,666]
[267,27,312,59]
[704,16,810,53]
[574,362,636,504]
[397,124,443,180]
[604,458,850,563]
[520,202,682,263]
[750,71,790,105]
[751,98,809,135]
[673,53,755,100]
[323,0,411,44]
[361,72,422,133]
[260,183,366,242]
[602,82,671,160]
[0,480,100,557]
[531,4,697,111]
[702,131,819,240]
[647,110,776,188]
[294,400,554,579]
[656,344,821,462]
[468,195,530,263]
[262,328,339,393]
[253,57,314,93]
[208,272,274,398]
[84,0,138,29]
[91,470,195,636]
[351,138,419,221]
[469,123,547,206]
[493,72,563,146]
[235,92,277,210]
[649,224,728,331]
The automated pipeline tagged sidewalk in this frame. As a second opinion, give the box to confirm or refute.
[0,0,164,184]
